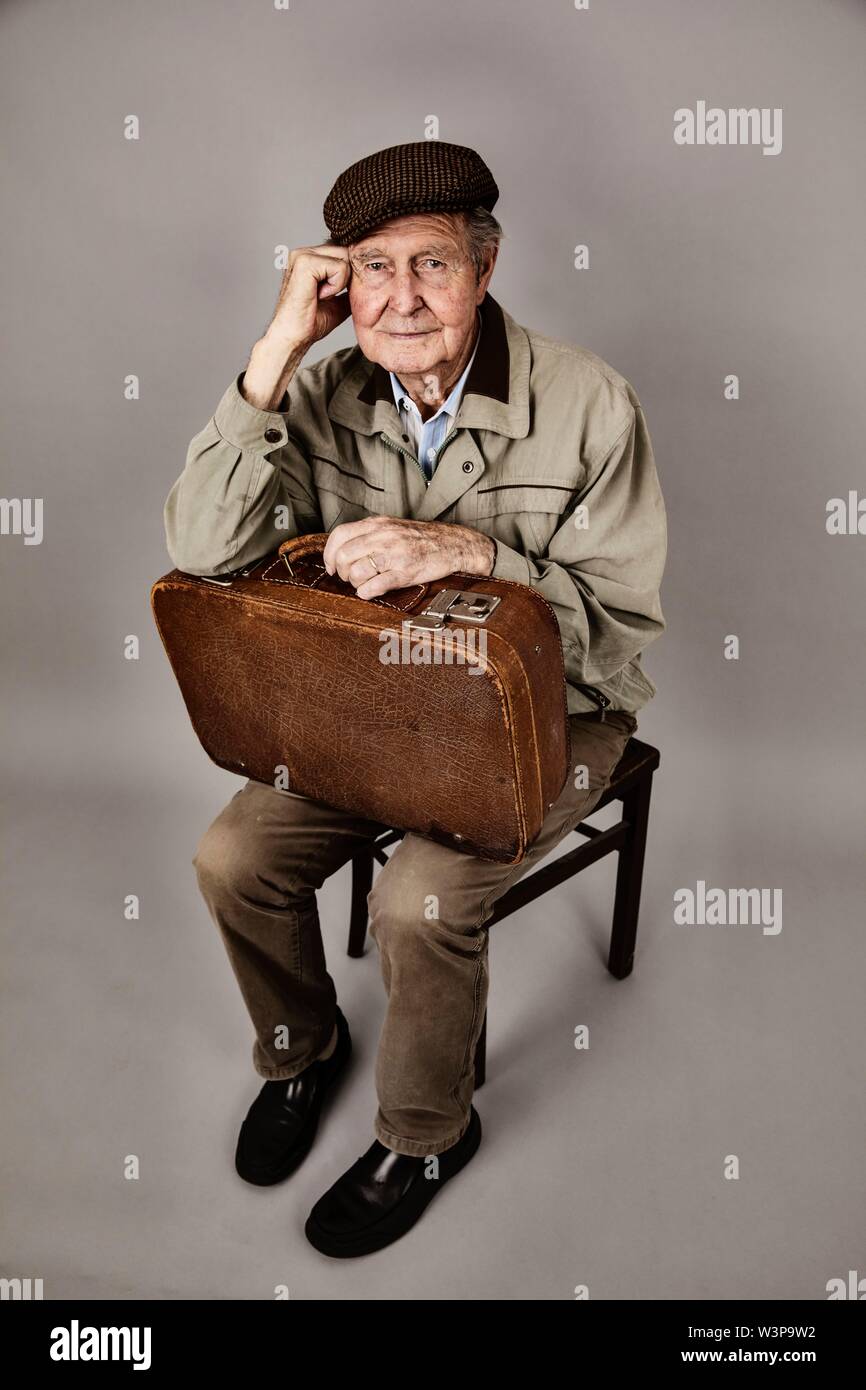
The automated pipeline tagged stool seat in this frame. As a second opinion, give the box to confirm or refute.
[347,734,661,1091]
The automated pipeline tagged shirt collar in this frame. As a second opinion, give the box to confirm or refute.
[388,309,483,423]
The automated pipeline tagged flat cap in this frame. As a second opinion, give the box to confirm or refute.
[323,140,499,246]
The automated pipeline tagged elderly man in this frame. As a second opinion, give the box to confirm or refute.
[163,141,667,1258]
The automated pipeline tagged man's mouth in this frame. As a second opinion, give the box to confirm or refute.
[384,329,437,338]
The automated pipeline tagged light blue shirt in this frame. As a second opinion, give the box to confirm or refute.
[388,313,482,482]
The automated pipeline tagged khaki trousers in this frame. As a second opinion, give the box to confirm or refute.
[192,710,637,1158]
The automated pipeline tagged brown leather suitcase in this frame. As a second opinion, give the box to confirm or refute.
[151,532,570,864]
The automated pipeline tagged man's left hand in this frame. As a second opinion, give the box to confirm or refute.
[321,516,495,599]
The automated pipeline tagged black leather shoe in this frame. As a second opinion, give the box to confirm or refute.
[235,1007,351,1186]
[304,1105,482,1257]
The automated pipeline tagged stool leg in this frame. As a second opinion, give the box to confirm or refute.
[348,849,374,958]
[473,1009,487,1089]
[608,773,654,980]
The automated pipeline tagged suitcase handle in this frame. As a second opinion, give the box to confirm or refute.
[275,532,432,614]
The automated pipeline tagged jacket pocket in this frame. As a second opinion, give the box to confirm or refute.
[311,456,385,528]
[475,479,576,518]
[475,479,577,554]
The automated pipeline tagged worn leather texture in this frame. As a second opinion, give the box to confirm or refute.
[151,533,570,864]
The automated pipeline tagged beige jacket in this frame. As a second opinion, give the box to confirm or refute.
[164,293,667,715]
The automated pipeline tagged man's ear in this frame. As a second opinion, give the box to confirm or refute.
[477,244,498,298]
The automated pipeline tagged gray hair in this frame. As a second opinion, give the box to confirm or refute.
[456,206,503,281]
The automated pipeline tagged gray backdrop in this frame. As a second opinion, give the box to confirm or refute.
[2,0,864,1301]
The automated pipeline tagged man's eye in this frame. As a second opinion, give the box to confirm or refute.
[366,261,388,272]
[420,259,445,269]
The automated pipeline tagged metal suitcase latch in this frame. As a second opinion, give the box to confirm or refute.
[407,588,501,632]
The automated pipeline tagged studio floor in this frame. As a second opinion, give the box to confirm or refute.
[3,709,862,1301]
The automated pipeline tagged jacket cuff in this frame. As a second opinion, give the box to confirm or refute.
[213,372,291,452]
[490,537,532,586]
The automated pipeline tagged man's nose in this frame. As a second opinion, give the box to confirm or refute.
[387,268,424,317]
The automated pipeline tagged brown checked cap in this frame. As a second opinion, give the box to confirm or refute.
[323,140,499,245]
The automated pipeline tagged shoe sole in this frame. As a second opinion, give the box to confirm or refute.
[304,1107,483,1258]
[235,1029,352,1187]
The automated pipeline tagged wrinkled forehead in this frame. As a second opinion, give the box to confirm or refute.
[348,211,467,261]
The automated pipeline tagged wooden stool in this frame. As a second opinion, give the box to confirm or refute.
[347,736,660,1090]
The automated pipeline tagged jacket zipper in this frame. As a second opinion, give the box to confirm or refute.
[380,426,461,486]
[380,432,429,486]
[438,426,459,454]
[578,684,611,721]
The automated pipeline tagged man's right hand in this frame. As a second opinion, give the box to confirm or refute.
[241,244,353,411]
[269,244,353,352]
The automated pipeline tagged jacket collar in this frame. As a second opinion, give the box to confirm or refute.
[327,291,531,440]
[387,308,482,425]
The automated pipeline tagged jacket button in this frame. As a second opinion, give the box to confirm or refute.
[462,460,474,473]
[264,428,282,443]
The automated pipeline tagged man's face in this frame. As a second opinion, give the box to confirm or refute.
[346,212,494,380]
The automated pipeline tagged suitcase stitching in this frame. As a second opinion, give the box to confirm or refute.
[257,556,427,611]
